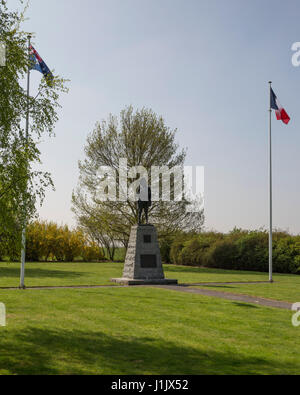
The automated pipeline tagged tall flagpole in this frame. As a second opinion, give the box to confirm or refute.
[268,81,273,283]
[20,34,32,289]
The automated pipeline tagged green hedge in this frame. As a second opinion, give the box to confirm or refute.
[168,230,300,274]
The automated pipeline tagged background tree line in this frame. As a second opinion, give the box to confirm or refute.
[1,221,299,275]
[167,228,300,274]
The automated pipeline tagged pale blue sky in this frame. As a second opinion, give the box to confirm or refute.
[8,0,300,233]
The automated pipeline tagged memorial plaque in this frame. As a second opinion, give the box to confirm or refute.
[143,235,152,243]
[140,254,157,268]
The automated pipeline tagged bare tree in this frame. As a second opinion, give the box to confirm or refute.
[72,106,204,255]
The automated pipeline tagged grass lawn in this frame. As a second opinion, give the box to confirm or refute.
[0,262,299,304]
[0,261,282,288]
[0,262,299,375]
[0,286,299,375]
[0,262,123,287]
[165,265,273,283]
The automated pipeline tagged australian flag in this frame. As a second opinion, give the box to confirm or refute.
[29,45,54,86]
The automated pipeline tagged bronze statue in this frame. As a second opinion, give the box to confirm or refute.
[137,178,151,225]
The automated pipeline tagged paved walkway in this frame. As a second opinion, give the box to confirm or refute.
[0,282,292,311]
[182,281,271,286]
[155,285,292,310]
[0,284,121,290]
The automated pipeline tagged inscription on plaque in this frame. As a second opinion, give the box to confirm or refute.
[140,254,157,268]
[143,235,152,244]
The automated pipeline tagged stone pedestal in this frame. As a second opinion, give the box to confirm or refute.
[111,225,178,286]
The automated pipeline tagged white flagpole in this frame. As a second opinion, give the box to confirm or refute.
[268,81,273,283]
[20,34,32,289]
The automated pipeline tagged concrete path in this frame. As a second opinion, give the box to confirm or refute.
[154,285,293,310]
[182,281,271,286]
[0,284,123,291]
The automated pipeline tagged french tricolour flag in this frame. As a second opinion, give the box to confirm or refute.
[270,88,290,125]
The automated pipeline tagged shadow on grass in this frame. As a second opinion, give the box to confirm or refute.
[0,267,84,279]
[0,327,295,375]
[232,302,258,309]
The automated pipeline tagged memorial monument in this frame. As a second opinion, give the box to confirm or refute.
[111,180,178,286]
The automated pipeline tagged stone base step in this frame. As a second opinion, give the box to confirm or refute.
[111,278,178,286]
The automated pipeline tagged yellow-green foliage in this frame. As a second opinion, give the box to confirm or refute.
[25,221,104,262]
[81,242,103,262]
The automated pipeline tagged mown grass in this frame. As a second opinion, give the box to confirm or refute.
[0,262,123,287]
[0,262,299,303]
[0,286,299,375]
[164,265,272,283]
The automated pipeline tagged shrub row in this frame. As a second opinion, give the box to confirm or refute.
[1,221,105,262]
[165,229,300,274]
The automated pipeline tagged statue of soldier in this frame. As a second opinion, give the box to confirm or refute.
[137,178,152,225]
